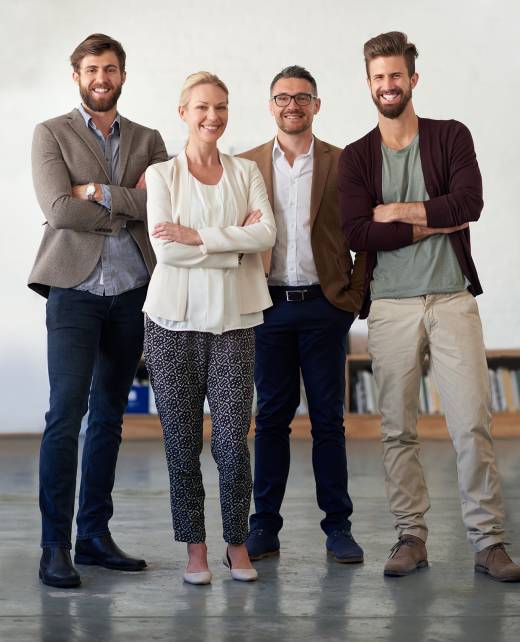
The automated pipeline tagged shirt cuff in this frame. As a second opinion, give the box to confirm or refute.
[99,184,112,212]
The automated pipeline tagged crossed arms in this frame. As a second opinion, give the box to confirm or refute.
[145,161,276,269]
[339,123,483,252]
[32,123,166,236]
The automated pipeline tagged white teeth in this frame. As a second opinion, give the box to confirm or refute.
[93,88,109,93]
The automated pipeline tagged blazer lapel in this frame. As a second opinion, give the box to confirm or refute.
[118,116,136,184]
[254,140,274,207]
[68,110,111,182]
[257,140,275,276]
[310,137,331,228]
[175,151,192,226]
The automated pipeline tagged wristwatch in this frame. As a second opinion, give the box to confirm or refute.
[86,183,97,201]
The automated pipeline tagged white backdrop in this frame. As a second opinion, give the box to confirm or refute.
[1,0,519,432]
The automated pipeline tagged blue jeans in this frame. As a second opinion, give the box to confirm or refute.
[250,287,355,536]
[40,285,147,548]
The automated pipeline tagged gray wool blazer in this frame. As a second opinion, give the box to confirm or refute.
[28,108,168,297]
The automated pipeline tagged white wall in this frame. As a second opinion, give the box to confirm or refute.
[2,0,519,432]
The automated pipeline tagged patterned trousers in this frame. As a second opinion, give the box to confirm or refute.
[144,318,255,544]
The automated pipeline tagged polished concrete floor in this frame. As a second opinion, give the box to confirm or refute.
[1,435,520,642]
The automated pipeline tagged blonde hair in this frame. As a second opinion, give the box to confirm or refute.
[179,71,229,107]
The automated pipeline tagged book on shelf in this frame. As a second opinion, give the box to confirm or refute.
[511,370,520,410]
[425,372,441,415]
[488,368,520,413]
[419,376,428,414]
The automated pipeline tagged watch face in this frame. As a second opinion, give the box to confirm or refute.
[86,184,95,195]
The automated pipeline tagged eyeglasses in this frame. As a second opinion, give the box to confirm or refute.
[271,93,317,107]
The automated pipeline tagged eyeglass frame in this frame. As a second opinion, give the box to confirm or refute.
[270,92,318,107]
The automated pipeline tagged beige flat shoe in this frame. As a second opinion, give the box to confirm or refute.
[223,549,258,582]
[183,569,212,585]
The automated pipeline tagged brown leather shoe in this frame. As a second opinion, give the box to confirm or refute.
[475,544,520,582]
[384,535,428,577]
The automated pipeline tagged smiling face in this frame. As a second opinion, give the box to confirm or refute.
[73,51,125,113]
[269,77,320,136]
[179,83,228,144]
[367,55,418,120]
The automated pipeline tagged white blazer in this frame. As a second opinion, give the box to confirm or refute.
[143,152,277,322]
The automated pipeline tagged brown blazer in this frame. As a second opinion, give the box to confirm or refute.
[239,137,366,313]
[28,108,168,297]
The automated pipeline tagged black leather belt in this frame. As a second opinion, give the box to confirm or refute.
[269,285,323,302]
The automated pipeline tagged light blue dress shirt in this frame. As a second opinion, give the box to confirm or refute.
[74,104,149,296]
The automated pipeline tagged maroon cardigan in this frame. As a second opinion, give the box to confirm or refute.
[339,117,483,318]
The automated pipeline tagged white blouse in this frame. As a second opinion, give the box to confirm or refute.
[144,152,276,335]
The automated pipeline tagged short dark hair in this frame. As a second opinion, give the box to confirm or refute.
[270,65,318,96]
[70,33,126,73]
[363,31,418,77]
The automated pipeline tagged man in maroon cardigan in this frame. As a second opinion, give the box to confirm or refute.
[340,31,520,581]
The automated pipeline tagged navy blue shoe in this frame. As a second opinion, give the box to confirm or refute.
[326,530,364,564]
[245,529,280,561]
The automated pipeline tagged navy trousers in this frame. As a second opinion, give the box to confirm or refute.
[40,285,147,548]
[250,286,355,536]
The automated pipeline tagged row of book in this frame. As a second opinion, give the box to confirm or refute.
[351,368,520,415]
[489,368,520,413]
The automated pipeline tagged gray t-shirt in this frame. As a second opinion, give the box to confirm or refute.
[371,135,468,300]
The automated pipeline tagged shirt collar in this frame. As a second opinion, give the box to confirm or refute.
[272,136,314,162]
[78,103,120,131]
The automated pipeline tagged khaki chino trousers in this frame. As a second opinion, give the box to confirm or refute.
[368,290,505,551]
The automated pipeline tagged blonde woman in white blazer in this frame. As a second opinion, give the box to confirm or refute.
[143,72,276,586]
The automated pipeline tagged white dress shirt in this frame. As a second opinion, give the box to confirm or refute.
[268,137,319,286]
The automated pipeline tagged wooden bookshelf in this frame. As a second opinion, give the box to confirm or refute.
[122,414,321,441]
[122,409,520,441]
[345,350,520,439]
[122,350,520,441]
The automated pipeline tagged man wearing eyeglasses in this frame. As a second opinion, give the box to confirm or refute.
[239,66,366,563]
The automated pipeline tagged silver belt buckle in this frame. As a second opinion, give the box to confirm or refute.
[286,289,307,302]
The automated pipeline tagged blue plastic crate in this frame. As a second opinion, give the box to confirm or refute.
[126,383,150,414]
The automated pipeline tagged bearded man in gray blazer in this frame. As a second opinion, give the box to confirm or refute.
[28,33,167,588]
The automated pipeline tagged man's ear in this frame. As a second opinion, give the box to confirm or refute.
[411,72,419,90]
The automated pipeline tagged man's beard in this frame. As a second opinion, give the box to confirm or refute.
[276,111,311,135]
[372,87,412,119]
[80,83,122,112]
